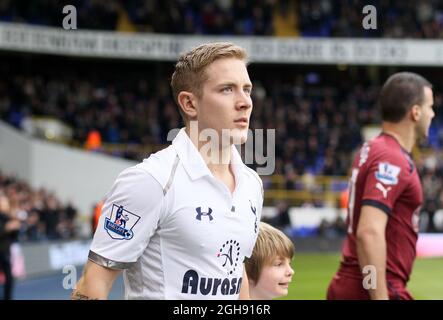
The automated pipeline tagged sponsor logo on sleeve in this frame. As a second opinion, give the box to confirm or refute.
[375,182,392,199]
[104,204,140,240]
[375,162,401,185]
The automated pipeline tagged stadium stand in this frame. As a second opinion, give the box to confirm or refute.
[1,1,443,242]
[0,171,78,241]
[1,0,443,38]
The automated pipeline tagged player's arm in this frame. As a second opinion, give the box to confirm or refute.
[72,167,164,300]
[72,260,121,300]
[356,205,389,300]
[239,265,250,300]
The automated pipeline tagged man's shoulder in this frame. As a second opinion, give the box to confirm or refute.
[242,165,262,183]
[368,134,393,152]
[135,145,179,188]
[363,136,414,183]
[242,165,263,197]
[367,135,408,164]
[111,165,164,201]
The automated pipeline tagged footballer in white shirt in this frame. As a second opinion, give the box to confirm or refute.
[72,42,263,300]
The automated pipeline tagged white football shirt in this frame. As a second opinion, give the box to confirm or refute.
[89,128,263,299]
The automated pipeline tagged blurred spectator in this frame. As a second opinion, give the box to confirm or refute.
[418,151,443,232]
[65,202,78,237]
[91,200,104,236]
[318,214,346,239]
[339,187,349,211]
[0,172,78,242]
[85,129,103,152]
[263,200,292,238]
[0,193,20,300]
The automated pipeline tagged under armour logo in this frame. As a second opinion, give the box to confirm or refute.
[195,207,214,221]
[376,182,392,199]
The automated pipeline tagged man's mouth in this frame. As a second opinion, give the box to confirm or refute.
[234,117,248,126]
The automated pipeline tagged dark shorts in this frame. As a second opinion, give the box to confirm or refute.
[327,273,413,300]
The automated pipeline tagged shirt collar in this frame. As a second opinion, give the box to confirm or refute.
[172,128,245,182]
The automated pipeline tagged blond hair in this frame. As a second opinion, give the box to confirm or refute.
[245,222,295,283]
[170,42,248,120]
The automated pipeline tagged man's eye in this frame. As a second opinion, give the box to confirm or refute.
[222,87,233,92]
[244,88,252,94]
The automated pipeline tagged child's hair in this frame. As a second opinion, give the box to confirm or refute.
[245,222,295,283]
[170,42,248,120]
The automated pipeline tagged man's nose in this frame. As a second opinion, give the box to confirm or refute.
[235,91,252,110]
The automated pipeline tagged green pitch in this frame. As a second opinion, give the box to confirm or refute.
[279,253,443,300]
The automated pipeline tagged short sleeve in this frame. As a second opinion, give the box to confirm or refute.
[361,158,407,215]
[89,166,164,269]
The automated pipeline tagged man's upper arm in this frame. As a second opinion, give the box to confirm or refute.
[84,259,121,282]
[361,155,406,215]
[89,166,164,269]
[73,260,121,300]
[357,205,388,237]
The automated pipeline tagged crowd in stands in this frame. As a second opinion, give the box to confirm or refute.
[3,58,443,174]
[0,0,274,35]
[417,151,443,232]
[1,0,443,38]
[298,0,443,38]
[0,59,385,176]
[2,55,443,235]
[0,172,77,241]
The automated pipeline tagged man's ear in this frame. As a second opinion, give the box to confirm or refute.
[177,91,197,119]
[411,104,421,122]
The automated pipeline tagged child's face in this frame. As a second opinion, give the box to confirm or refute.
[254,256,294,299]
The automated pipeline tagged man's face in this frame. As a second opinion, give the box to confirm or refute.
[193,57,253,145]
[416,86,435,140]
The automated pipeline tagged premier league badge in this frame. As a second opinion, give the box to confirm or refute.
[104,204,140,240]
